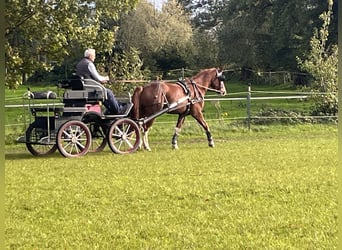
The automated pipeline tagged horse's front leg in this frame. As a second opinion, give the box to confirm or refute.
[172,116,185,150]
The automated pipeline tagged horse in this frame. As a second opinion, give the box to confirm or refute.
[131,67,227,151]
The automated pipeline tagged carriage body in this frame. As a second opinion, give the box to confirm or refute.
[17,78,141,157]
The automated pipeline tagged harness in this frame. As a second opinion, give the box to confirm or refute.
[189,79,204,104]
[175,80,190,96]
[167,79,203,116]
[175,79,203,103]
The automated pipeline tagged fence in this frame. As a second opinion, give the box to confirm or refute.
[5,83,337,133]
[203,83,338,129]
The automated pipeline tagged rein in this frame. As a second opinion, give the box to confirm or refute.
[191,81,223,94]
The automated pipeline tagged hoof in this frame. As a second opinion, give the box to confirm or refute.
[208,141,215,147]
[172,144,179,150]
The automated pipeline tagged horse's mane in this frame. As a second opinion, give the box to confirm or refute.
[192,68,216,79]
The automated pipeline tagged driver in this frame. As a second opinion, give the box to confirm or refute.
[76,48,124,114]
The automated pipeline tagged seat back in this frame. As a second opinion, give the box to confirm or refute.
[59,77,107,105]
[58,78,84,90]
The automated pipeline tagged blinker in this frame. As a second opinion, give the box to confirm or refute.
[218,74,226,81]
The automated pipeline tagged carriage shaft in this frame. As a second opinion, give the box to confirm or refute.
[140,96,189,125]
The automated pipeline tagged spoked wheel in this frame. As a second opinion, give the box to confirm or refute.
[107,118,141,154]
[56,120,92,158]
[88,123,107,153]
[25,122,57,156]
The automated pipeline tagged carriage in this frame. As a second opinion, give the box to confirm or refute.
[17,67,227,157]
[17,77,141,158]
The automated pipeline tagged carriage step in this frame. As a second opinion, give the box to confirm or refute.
[38,136,55,144]
[16,135,56,144]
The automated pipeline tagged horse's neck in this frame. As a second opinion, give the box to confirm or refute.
[189,78,207,100]
[191,76,209,95]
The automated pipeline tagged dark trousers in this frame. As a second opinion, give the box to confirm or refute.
[103,88,122,114]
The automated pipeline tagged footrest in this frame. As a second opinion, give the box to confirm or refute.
[16,136,26,143]
[31,107,64,113]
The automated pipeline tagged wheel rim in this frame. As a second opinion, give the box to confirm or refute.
[108,118,140,154]
[57,120,91,157]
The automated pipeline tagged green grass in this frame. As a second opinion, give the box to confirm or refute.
[5,124,338,249]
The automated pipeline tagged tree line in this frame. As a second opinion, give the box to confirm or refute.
[5,0,338,90]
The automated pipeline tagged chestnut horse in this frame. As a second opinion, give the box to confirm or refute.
[131,68,227,150]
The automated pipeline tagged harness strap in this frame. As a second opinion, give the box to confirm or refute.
[176,80,190,96]
[161,80,204,117]
[190,79,204,104]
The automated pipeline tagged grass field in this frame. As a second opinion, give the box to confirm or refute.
[5,124,337,249]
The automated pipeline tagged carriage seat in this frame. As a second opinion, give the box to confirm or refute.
[27,90,57,99]
[58,77,107,104]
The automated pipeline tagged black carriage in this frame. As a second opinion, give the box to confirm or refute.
[17,78,141,157]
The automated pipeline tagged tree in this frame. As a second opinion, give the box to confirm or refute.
[188,28,219,69]
[5,0,138,89]
[105,47,146,95]
[180,0,337,74]
[297,0,338,116]
[118,0,194,75]
[177,0,224,69]
[178,0,225,31]
[267,0,332,70]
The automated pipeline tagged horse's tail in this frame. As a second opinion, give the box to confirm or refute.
[131,86,144,119]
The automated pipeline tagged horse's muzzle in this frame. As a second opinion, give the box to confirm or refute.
[220,81,227,96]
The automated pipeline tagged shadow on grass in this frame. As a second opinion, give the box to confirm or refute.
[5,151,61,160]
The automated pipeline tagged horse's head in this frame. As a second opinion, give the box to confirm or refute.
[210,68,227,96]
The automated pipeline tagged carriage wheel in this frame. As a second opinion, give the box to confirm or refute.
[25,122,57,156]
[56,120,91,158]
[88,123,107,153]
[107,118,141,154]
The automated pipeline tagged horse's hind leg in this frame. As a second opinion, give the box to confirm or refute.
[172,116,185,150]
[142,129,151,151]
[137,128,150,151]
[140,120,154,151]
[193,114,214,147]
[171,127,181,150]
[206,130,214,147]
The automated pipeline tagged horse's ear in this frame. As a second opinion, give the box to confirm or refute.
[217,66,224,73]
[216,67,226,81]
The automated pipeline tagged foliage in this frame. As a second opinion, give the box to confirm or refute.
[297,0,338,116]
[5,0,138,89]
[104,47,147,95]
[250,108,337,125]
[118,0,194,74]
[217,0,333,71]
[6,0,339,87]
[188,29,219,69]
[178,0,225,31]
[5,124,337,248]
[179,0,338,73]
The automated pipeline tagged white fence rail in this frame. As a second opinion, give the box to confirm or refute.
[5,86,337,129]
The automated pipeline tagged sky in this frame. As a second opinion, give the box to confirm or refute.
[147,0,166,9]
